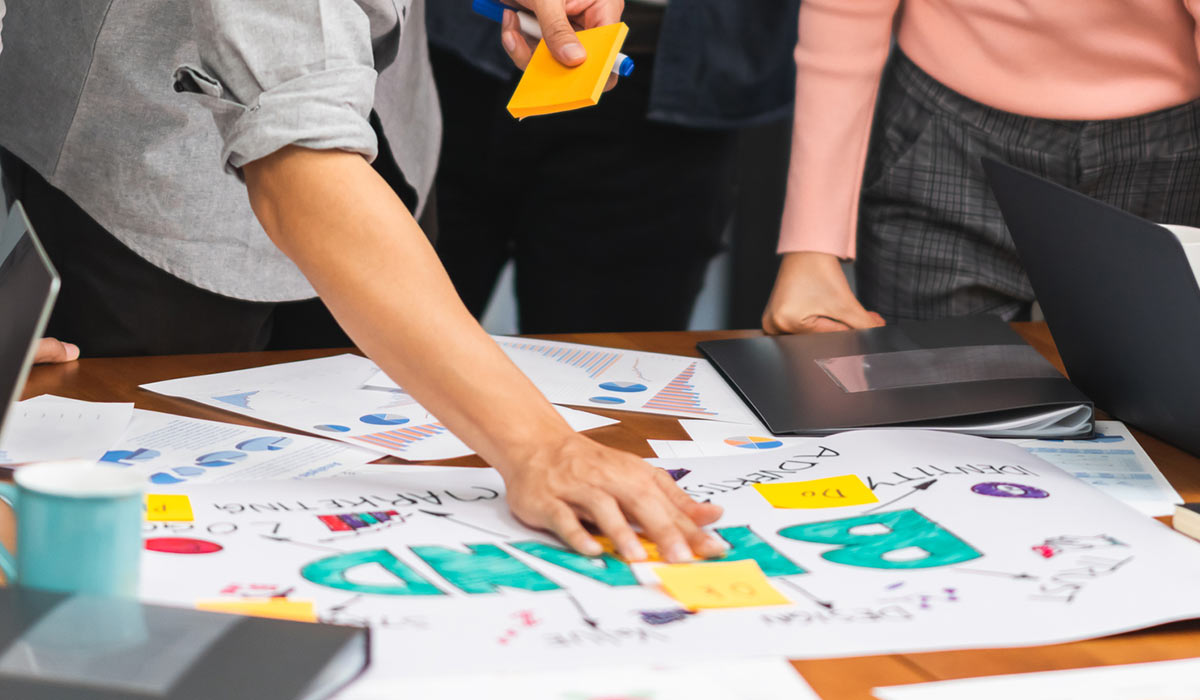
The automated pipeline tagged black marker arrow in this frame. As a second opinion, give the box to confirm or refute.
[260,534,343,553]
[565,591,600,629]
[419,509,510,538]
[957,569,1038,580]
[777,578,835,610]
[863,479,937,513]
[328,594,363,614]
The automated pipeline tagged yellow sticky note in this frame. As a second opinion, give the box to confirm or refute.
[195,598,318,623]
[655,560,790,610]
[145,494,194,521]
[507,22,629,118]
[594,535,663,562]
[752,475,878,509]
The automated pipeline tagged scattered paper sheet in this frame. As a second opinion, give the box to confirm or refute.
[141,354,618,461]
[507,23,630,119]
[145,494,193,522]
[676,419,1181,516]
[0,395,133,464]
[872,657,1200,700]
[139,432,1200,680]
[103,409,380,485]
[1004,421,1181,516]
[194,598,317,623]
[346,657,819,700]
[655,560,790,610]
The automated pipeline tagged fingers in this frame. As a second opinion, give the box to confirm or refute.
[533,0,587,65]
[574,491,646,561]
[32,337,80,365]
[652,469,723,526]
[543,500,604,556]
[622,491,726,563]
[501,10,537,70]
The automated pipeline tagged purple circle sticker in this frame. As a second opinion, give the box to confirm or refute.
[971,482,1049,499]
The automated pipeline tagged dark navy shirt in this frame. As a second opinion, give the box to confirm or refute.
[427,0,801,130]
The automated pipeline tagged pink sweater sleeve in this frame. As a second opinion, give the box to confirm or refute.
[776,0,902,258]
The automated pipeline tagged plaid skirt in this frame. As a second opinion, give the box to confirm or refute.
[857,49,1200,322]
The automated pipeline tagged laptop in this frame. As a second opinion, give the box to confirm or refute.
[983,157,1200,456]
[0,201,60,446]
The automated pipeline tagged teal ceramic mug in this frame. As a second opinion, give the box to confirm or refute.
[0,462,144,595]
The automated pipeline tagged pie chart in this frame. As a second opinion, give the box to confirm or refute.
[237,436,294,451]
[150,472,184,485]
[196,451,247,467]
[724,436,784,450]
[101,448,161,465]
[172,466,206,477]
[314,424,350,433]
[589,396,625,405]
[360,413,410,426]
[598,381,648,393]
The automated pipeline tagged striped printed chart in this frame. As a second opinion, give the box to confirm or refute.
[642,362,718,416]
[318,510,401,532]
[353,423,448,453]
[500,340,622,379]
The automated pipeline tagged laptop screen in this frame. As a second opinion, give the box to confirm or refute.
[0,202,59,440]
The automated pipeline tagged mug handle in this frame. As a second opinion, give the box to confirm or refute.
[0,482,17,583]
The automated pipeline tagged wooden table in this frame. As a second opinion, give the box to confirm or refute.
[6,322,1200,699]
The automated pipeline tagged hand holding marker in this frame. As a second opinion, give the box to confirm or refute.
[473,0,636,77]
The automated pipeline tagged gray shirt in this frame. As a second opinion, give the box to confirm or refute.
[0,0,440,302]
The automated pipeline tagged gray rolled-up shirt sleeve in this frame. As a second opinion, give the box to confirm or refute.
[177,0,390,171]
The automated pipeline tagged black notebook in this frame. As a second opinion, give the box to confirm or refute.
[698,315,1094,439]
[0,587,368,700]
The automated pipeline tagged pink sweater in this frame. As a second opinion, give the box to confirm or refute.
[777,0,1200,258]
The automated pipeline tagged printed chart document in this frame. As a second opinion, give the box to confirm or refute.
[872,657,1200,700]
[139,431,1200,681]
[0,395,133,464]
[365,337,759,423]
[103,409,381,485]
[675,419,1179,516]
[346,657,817,700]
[142,354,618,461]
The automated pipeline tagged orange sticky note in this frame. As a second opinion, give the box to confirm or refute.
[507,22,629,118]
[195,598,318,623]
[145,494,193,521]
[655,560,790,610]
[752,475,878,509]
[594,535,663,562]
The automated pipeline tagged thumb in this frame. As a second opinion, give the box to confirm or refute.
[532,0,587,65]
[838,302,886,330]
[33,338,81,365]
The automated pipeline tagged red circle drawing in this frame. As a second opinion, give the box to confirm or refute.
[144,537,223,554]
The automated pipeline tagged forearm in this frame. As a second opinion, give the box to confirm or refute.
[244,146,572,475]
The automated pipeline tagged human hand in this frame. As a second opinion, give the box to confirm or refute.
[762,251,885,334]
[499,433,728,563]
[500,0,623,89]
[32,338,80,364]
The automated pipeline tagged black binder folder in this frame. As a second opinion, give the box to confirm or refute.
[698,315,1093,438]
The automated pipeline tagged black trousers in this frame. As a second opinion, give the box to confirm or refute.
[1,115,426,357]
[430,46,737,334]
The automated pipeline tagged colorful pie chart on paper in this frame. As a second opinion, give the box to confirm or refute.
[144,537,223,554]
[359,414,410,426]
[724,436,784,450]
[598,381,648,393]
[314,424,351,433]
[101,448,161,464]
[195,451,247,467]
[236,436,294,452]
[589,396,626,405]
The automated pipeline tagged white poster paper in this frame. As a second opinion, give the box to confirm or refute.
[873,657,1200,700]
[141,355,618,461]
[0,395,133,464]
[101,409,380,485]
[140,431,1200,683]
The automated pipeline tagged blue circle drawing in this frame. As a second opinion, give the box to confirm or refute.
[359,414,410,426]
[589,396,626,405]
[314,424,351,433]
[971,482,1050,499]
[100,448,161,466]
[150,472,184,485]
[195,451,247,467]
[598,381,648,393]
[172,466,206,477]
[236,436,294,452]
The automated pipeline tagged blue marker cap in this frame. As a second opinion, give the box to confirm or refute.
[472,0,507,23]
[617,56,635,77]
